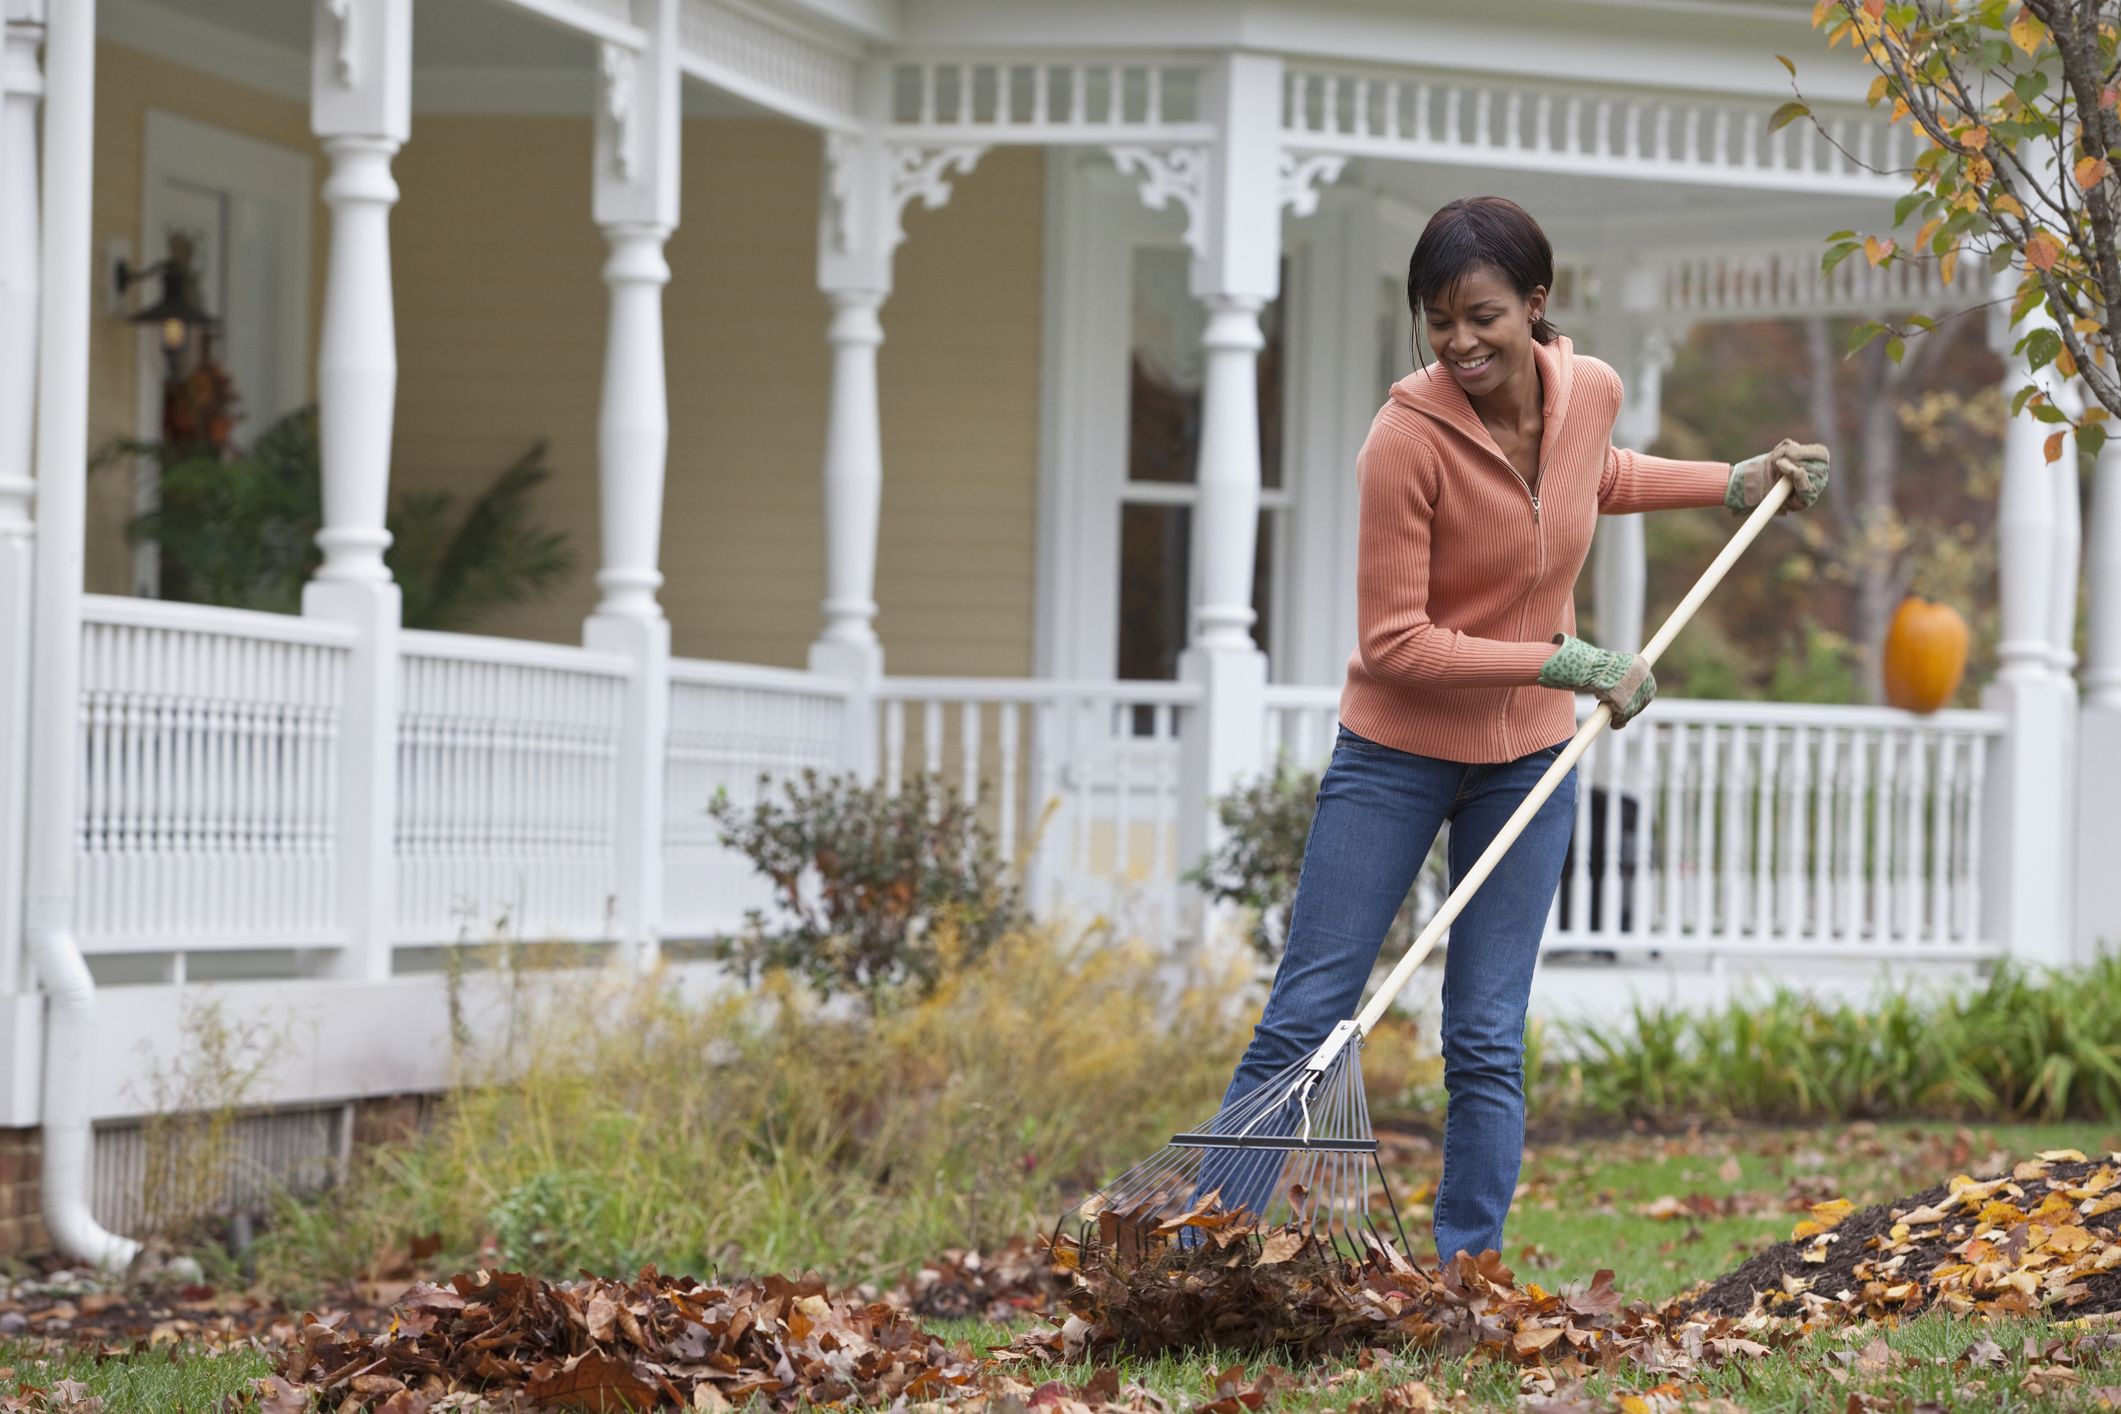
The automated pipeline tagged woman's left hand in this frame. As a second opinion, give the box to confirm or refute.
[1725,438,1830,516]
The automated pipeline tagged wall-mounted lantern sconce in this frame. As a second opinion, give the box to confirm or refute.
[113,232,219,382]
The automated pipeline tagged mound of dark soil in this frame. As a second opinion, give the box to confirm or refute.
[1685,1152,2121,1321]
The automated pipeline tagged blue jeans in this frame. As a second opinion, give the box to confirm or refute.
[1210,724,1577,1266]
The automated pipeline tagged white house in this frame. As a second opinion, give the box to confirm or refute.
[0,0,2113,1267]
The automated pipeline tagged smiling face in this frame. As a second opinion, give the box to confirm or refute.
[1422,263,1547,400]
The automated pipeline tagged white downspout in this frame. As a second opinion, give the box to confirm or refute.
[24,0,136,1273]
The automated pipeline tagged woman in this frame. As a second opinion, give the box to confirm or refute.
[1211,196,1829,1268]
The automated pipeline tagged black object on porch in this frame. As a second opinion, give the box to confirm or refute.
[1556,786,1640,933]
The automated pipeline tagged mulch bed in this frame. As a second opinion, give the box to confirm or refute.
[1683,1152,2121,1321]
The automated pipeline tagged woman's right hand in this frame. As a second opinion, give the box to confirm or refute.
[1537,633,1656,727]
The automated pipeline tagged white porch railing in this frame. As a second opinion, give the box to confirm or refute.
[394,631,628,946]
[69,602,2012,974]
[77,597,352,958]
[661,658,847,940]
[1555,700,2002,959]
[875,677,1199,939]
[1262,687,2005,961]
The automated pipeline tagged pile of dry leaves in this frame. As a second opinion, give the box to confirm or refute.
[1010,1214,1783,1399]
[277,1267,979,1410]
[1686,1148,2121,1321]
[890,1237,1070,1323]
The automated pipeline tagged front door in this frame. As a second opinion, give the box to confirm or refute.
[133,110,313,598]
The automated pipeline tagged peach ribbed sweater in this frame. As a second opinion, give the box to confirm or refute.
[1338,334,1731,764]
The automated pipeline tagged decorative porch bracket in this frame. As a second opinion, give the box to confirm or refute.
[586,0,680,973]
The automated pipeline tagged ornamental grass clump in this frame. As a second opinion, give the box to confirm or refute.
[1527,953,2121,1127]
[254,923,1253,1301]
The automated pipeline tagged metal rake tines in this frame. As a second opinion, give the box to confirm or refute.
[1061,1038,1410,1263]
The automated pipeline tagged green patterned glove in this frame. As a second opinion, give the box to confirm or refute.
[1725,438,1830,517]
[1537,633,1656,728]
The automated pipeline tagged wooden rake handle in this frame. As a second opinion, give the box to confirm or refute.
[1350,474,1795,1037]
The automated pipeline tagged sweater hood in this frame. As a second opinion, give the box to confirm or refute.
[1389,333,1580,454]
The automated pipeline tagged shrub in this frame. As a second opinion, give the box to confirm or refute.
[1185,760,1448,965]
[252,923,1254,1297]
[707,768,1024,1012]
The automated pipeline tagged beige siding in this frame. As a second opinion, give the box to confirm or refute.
[86,50,1045,681]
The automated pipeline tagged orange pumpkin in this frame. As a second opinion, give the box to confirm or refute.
[1882,596,1970,713]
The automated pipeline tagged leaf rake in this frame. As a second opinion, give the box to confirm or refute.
[1055,473,1807,1266]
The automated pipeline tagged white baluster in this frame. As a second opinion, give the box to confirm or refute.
[1599,726,1624,940]
[997,703,1019,863]
[1661,722,1684,936]
[1930,732,1956,945]
[1569,731,1594,936]
[1871,732,1897,940]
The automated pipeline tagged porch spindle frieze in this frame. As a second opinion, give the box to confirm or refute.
[1652,244,1958,324]
[677,0,858,129]
[1279,63,1907,196]
[885,58,1213,144]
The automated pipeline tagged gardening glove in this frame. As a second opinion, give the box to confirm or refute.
[1538,632,1655,728]
[1725,438,1830,517]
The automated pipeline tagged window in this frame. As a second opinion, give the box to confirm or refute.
[1115,247,1287,682]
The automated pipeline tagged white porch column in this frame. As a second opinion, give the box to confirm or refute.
[1980,305,2077,968]
[809,74,982,779]
[1593,326,1670,656]
[1167,54,1282,941]
[2079,436,2121,955]
[302,0,410,982]
[812,121,891,781]
[0,1,44,997]
[583,1,678,972]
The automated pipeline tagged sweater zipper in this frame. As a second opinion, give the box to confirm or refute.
[1499,465,1544,747]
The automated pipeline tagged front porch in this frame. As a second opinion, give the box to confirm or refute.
[1,0,2115,1262]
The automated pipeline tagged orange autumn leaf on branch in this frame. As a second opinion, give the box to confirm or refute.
[2024,230,2063,272]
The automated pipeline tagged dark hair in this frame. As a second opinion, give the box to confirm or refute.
[1405,196,1559,366]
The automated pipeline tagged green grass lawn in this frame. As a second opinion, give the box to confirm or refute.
[27,1117,2121,1410]
[0,1339,273,1411]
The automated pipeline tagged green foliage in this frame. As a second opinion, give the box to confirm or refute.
[96,405,577,631]
[253,926,1253,1294]
[706,768,1026,1012]
[388,438,579,632]
[1521,953,2121,1127]
[1795,0,2121,430]
[1184,758,1447,965]
[101,407,323,613]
